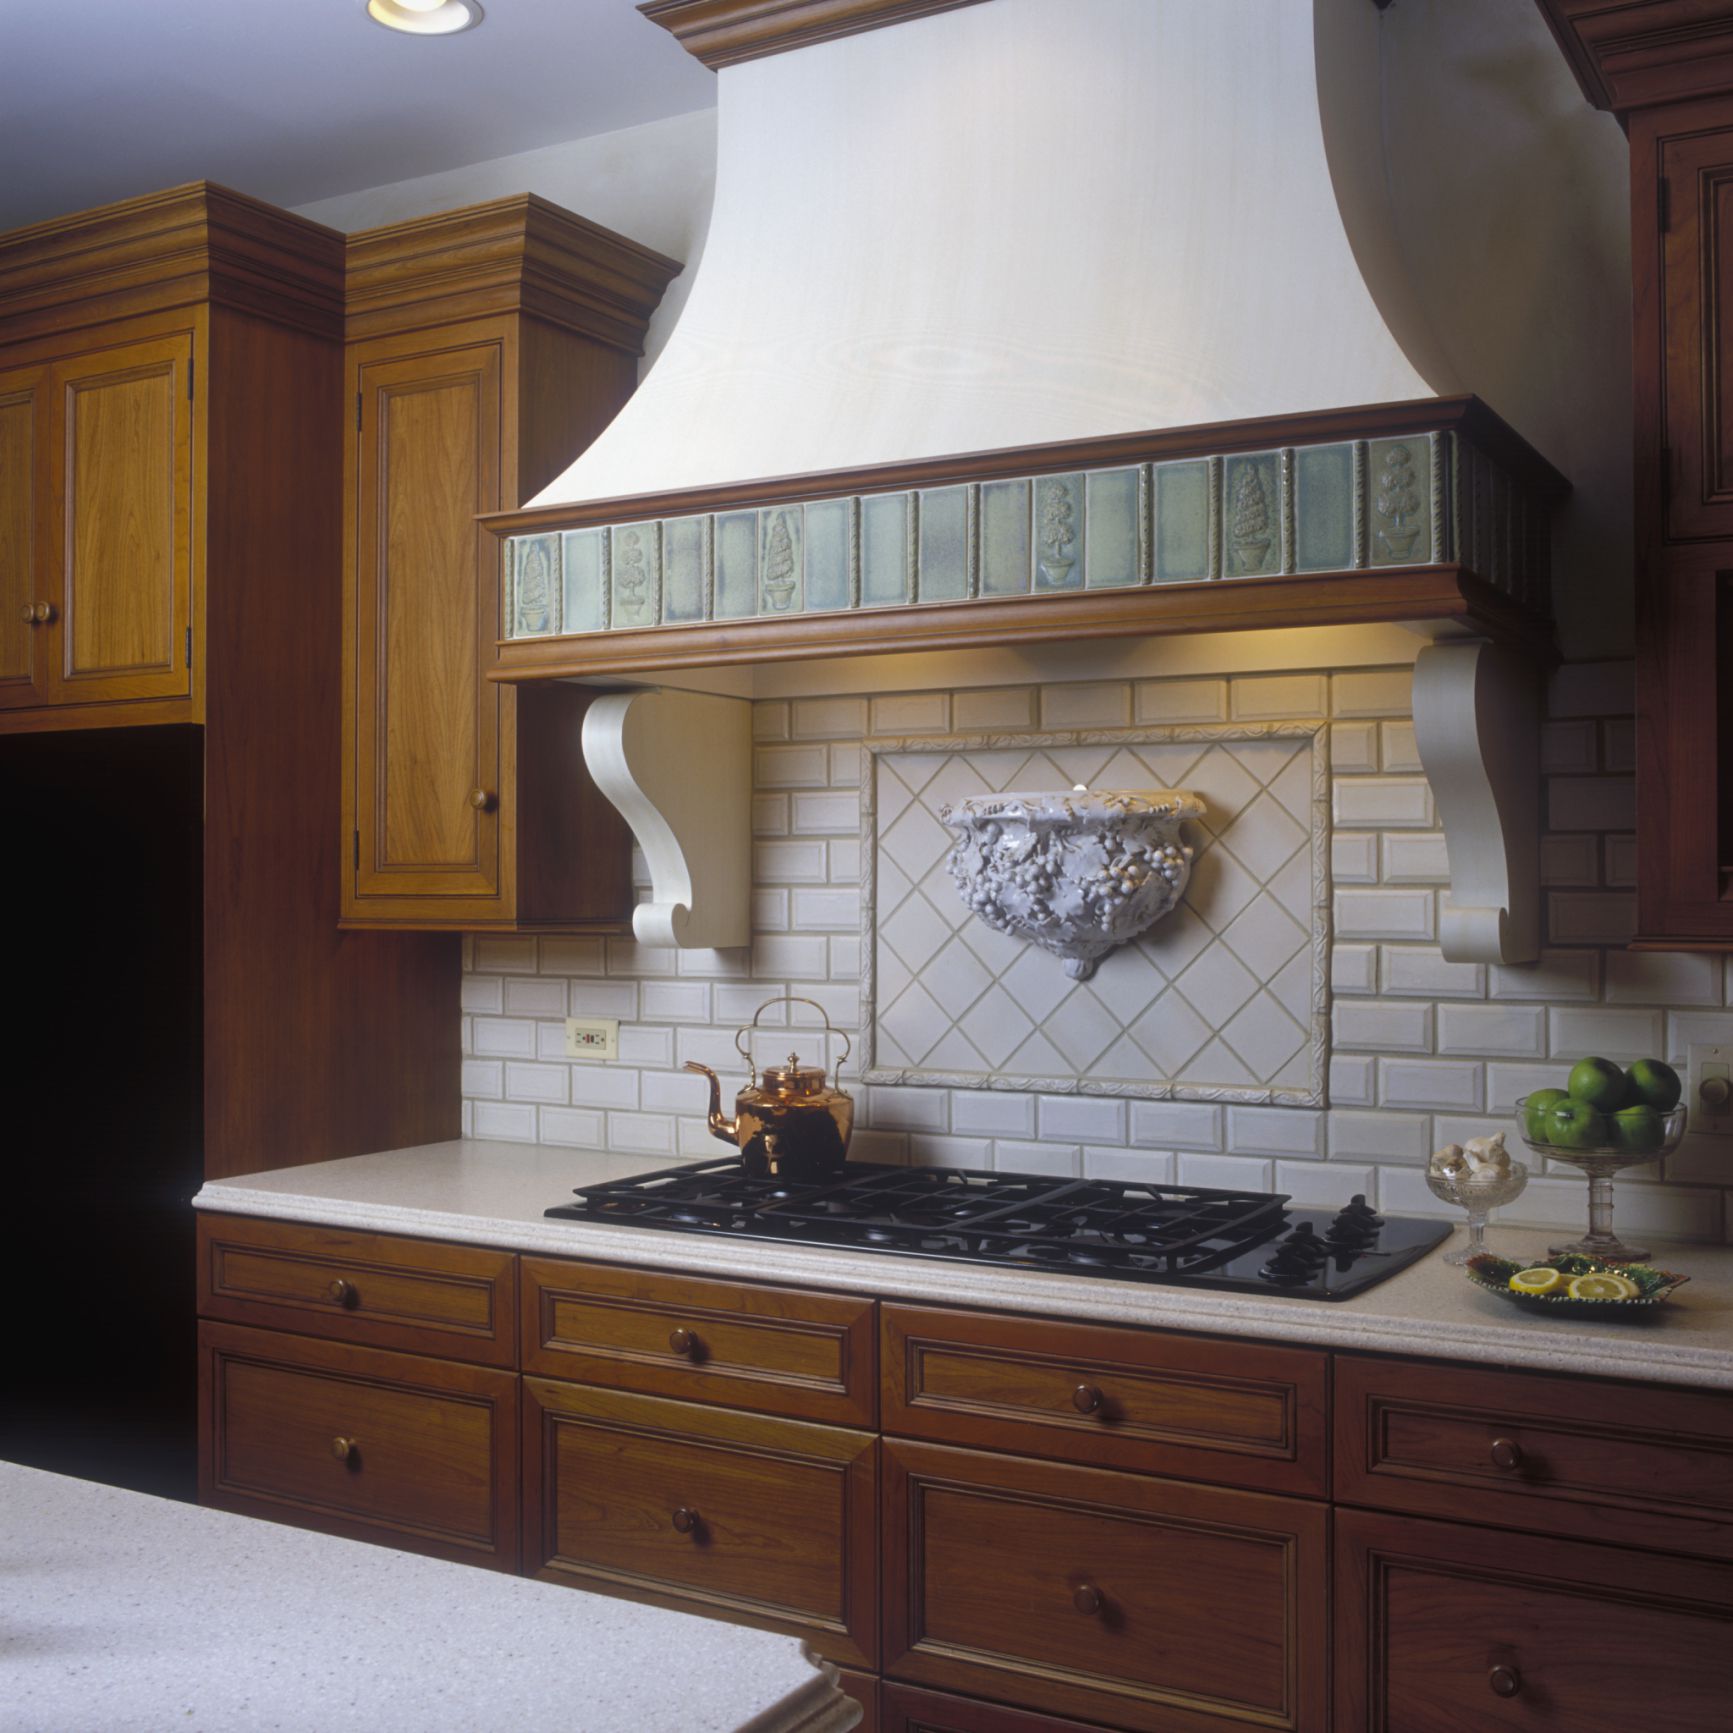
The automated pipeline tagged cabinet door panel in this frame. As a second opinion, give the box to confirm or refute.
[0,364,46,708]
[354,342,501,902]
[51,333,193,703]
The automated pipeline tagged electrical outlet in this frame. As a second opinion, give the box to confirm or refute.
[565,1017,619,1062]
[1687,1043,1733,1136]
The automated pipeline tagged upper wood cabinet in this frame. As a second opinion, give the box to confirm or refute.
[0,360,46,709]
[340,198,680,930]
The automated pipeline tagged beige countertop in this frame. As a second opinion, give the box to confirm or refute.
[193,1139,1733,1393]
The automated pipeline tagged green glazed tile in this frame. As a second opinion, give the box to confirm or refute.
[560,529,607,633]
[803,498,852,612]
[918,486,971,602]
[1222,451,1281,578]
[1369,437,1431,565]
[980,479,1031,595]
[662,516,709,623]
[1084,467,1142,587]
[610,522,661,626]
[1033,474,1084,591]
[715,511,758,619]
[861,492,912,607]
[510,533,559,636]
[759,505,804,615]
[1293,443,1354,573]
[1154,460,1210,583]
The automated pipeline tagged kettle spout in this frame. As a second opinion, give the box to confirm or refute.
[682,1060,739,1146]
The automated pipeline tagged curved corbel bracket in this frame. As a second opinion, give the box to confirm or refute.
[1411,640,1540,965]
[580,688,753,950]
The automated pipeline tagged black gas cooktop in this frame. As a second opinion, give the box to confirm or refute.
[545,1157,1449,1300]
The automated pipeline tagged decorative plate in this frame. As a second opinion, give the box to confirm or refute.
[1465,1252,1690,1315]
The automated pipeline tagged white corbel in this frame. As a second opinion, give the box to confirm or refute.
[580,688,753,950]
[1410,639,1541,966]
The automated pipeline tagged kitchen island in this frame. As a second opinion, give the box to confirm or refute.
[0,1461,857,1733]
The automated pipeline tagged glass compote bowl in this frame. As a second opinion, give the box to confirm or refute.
[1515,1096,1688,1262]
[1425,1159,1530,1265]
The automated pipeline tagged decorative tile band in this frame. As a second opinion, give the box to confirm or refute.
[503,430,1547,641]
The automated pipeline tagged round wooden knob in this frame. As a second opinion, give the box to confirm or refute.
[19,603,34,624]
[668,1327,698,1358]
[671,1506,700,1535]
[1072,1384,1103,1414]
[330,1435,358,1462]
[1489,1437,1524,1472]
[468,788,494,811]
[22,601,52,624]
[1072,1583,1103,1616]
[328,1278,356,1307]
[1488,1664,1522,1699]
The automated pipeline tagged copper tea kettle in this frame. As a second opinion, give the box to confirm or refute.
[684,996,854,1180]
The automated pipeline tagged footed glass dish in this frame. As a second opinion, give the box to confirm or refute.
[1424,1159,1529,1266]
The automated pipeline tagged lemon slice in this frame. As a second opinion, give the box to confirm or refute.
[1508,1267,1564,1295]
[1566,1272,1638,1301]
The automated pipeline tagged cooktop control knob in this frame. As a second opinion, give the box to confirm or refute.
[1325,1194,1384,1251]
[1260,1221,1331,1284]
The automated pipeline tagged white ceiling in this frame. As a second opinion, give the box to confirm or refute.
[1,0,717,232]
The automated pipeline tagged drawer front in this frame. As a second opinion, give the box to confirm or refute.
[522,1256,875,1426]
[1335,1508,1733,1732]
[199,1320,517,1568]
[884,1305,1327,1496]
[197,1214,516,1366]
[524,1378,879,1667]
[1335,1353,1733,1559]
[884,1439,1327,1733]
[884,1683,1123,1732]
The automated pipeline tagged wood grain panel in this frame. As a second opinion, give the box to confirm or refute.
[524,1379,879,1667]
[523,1257,875,1425]
[0,365,43,704]
[1334,1507,1733,1731]
[883,1306,1326,1496]
[1534,0,1733,113]
[882,1684,1124,1733]
[883,1439,1326,1733]
[640,0,990,69]
[200,1320,518,1569]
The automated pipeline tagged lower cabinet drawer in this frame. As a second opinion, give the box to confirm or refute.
[884,1439,1327,1733]
[524,1377,879,1668]
[883,1683,1123,1732]
[1334,1508,1733,1731]
[198,1321,518,1569]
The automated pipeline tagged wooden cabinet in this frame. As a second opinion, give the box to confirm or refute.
[339,198,679,930]
[0,359,46,708]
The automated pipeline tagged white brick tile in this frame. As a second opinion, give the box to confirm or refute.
[1602,718,1635,773]
[461,975,503,1014]
[606,938,679,977]
[1548,891,1636,945]
[619,1026,675,1068]
[1328,1109,1433,1164]
[602,1111,676,1155]
[1329,1054,1377,1105]
[1373,1164,1442,1216]
[539,937,605,976]
[471,1017,537,1058]
[631,982,705,1024]
[753,701,790,741]
[1547,660,1633,719]
[954,686,1038,730]
[1380,721,1422,773]
[1332,669,1411,718]
[1431,1114,1513,1151]
[538,1106,605,1148]
[992,1139,1081,1176]
[753,888,790,931]
[752,934,831,979]
[1332,944,1378,995]
[1134,678,1228,724]
[1331,833,1379,884]
[1605,950,1722,1007]
[1603,835,1637,887]
[829,743,863,787]
[791,888,860,931]
[1227,1106,1324,1157]
[1486,1061,1571,1112]
[1334,1000,1433,1053]
[460,1059,502,1099]
[1276,1160,1375,1206]
[756,743,830,787]
[1378,1057,1484,1111]
[568,979,640,1019]
[461,1017,473,1057]
[1179,1152,1274,1191]
[951,1091,1037,1137]
[461,1099,473,1136]
[1041,683,1131,728]
[1380,833,1450,885]
[640,1069,700,1112]
[791,696,866,739]
[718,984,782,1025]
[1548,1006,1665,1060]
[791,791,860,834]
[536,1022,573,1062]
[1540,720,1598,773]
[829,935,860,980]
[1330,722,1379,773]
[1335,889,1435,940]
[570,1066,640,1109]
[1489,948,1599,1002]
[1435,1004,1546,1058]
[1548,775,1635,832]
[1037,1095,1127,1144]
[1506,1176,1722,1241]
[1084,1147,1177,1183]
[753,793,790,837]
[503,1061,568,1104]
[756,840,828,883]
[1540,835,1600,887]
[1334,778,1433,829]
[790,985,859,1029]
[1667,1009,1733,1060]
[473,937,537,975]
[898,1133,991,1168]
[675,948,754,979]
[870,693,950,734]
[1232,674,1326,720]
[1129,1101,1223,1150]
[865,1084,950,1132]
[849,1127,910,1164]
[503,977,566,1018]
[828,837,861,883]
[472,1101,538,1141]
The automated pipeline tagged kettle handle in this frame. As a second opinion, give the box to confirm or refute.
[734,995,852,1081]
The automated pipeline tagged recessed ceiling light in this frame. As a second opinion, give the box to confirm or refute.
[366,0,484,35]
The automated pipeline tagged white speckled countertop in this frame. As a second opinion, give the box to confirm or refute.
[194,1140,1733,1393]
[0,1463,856,1733]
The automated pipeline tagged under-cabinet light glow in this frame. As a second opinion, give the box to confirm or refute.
[366,0,483,35]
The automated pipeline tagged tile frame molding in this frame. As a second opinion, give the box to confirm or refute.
[857,720,1333,1107]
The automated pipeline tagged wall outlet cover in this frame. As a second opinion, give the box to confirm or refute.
[565,1017,619,1062]
[1687,1043,1733,1137]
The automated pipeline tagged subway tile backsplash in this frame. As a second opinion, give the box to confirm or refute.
[461,660,1733,1242]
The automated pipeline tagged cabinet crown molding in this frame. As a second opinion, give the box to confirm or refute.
[0,181,345,343]
[1536,0,1733,113]
[640,0,990,69]
[343,193,682,352]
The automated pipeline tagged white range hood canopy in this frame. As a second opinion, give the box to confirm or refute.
[531,0,1454,508]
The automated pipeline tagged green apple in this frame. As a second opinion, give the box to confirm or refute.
[1625,1057,1682,1114]
[1610,1104,1666,1156]
[1567,1056,1627,1112]
[1546,1097,1607,1150]
[1522,1088,1568,1144]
